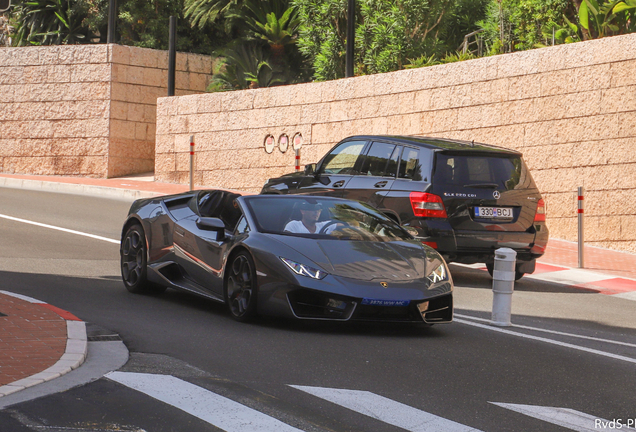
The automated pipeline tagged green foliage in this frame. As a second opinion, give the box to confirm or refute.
[437,0,490,53]
[242,0,300,46]
[293,0,488,80]
[11,0,97,45]
[1,13,13,46]
[612,0,636,33]
[116,0,218,53]
[578,0,620,37]
[292,0,348,81]
[439,51,475,63]
[210,41,284,90]
[9,0,218,52]
[249,8,298,46]
[577,0,636,38]
[404,54,439,69]
[184,0,237,30]
[479,0,636,53]
[478,0,576,53]
[201,0,309,90]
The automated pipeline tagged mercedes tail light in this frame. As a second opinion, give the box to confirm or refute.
[410,192,447,218]
[534,198,546,222]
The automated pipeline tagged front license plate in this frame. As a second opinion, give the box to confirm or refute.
[474,206,513,219]
[361,299,410,307]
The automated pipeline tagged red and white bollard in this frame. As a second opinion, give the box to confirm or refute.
[578,186,584,268]
[293,133,303,172]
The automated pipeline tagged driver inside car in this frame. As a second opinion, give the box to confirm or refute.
[284,202,339,234]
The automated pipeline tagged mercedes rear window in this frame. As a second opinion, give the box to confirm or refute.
[433,153,535,190]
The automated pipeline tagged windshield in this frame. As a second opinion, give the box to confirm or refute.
[245,197,411,241]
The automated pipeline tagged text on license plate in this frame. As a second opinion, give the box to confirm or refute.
[474,207,513,219]
[361,299,410,307]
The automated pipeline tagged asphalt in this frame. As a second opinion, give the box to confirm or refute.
[1,172,635,403]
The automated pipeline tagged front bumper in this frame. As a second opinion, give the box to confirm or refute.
[285,289,453,324]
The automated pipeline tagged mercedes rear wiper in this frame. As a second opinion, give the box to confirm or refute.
[464,183,498,188]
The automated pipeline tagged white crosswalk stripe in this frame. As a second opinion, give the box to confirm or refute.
[290,385,482,432]
[106,373,623,432]
[490,403,636,432]
[106,372,303,432]
[106,372,484,432]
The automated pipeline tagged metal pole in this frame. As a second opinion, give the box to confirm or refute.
[578,186,584,268]
[552,27,555,46]
[345,0,355,77]
[189,135,195,191]
[107,0,117,44]
[295,148,301,172]
[168,16,177,97]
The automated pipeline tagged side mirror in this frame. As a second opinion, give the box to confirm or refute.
[304,163,316,175]
[196,217,226,241]
[318,176,331,185]
[402,226,419,237]
[196,217,225,231]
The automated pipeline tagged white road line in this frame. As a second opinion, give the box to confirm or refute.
[455,313,636,349]
[106,372,303,432]
[454,318,636,364]
[290,385,482,432]
[490,403,621,432]
[0,213,119,244]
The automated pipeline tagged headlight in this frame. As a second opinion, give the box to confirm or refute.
[280,257,328,280]
[427,264,449,284]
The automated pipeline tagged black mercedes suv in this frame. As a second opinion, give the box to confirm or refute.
[261,135,548,279]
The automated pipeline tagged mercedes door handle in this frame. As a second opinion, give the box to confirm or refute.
[374,181,388,188]
[332,180,345,188]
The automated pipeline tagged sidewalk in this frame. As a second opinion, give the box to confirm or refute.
[0,291,87,397]
[1,172,636,401]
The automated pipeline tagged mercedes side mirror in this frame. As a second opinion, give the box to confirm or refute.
[304,163,316,175]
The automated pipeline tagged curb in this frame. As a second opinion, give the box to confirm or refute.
[0,177,162,201]
[0,291,88,398]
[452,263,636,301]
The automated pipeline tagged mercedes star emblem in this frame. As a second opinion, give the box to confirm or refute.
[493,191,501,199]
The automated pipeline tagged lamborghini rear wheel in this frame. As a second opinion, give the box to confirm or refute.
[224,251,258,322]
[121,223,166,294]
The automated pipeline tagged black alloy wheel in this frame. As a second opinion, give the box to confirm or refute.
[224,251,258,321]
[121,223,166,294]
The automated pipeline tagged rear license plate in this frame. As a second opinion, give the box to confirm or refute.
[474,207,513,219]
[361,299,410,307]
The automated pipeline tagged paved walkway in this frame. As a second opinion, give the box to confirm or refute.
[1,172,636,401]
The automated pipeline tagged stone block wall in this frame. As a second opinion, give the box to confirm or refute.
[108,45,211,177]
[0,45,112,177]
[0,44,211,178]
[156,33,636,253]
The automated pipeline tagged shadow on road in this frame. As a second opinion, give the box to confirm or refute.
[449,264,601,294]
[0,270,443,339]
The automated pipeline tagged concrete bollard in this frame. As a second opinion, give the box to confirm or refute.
[491,247,517,327]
